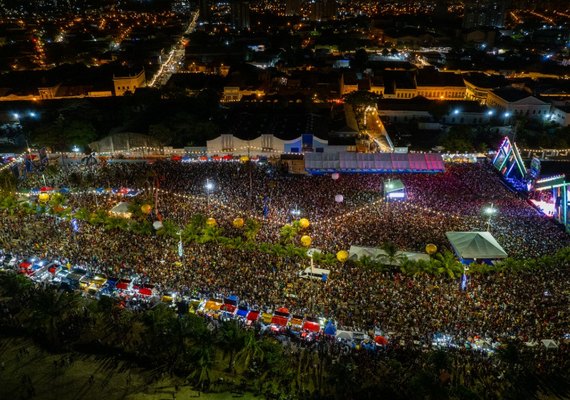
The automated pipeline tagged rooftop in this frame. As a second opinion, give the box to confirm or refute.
[491,87,533,103]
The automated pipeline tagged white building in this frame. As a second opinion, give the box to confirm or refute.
[206,133,351,157]
[486,88,551,120]
[549,105,570,127]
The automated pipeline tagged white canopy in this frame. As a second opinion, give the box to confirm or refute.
[541,339,559,349]
[109,202,132,218]
[348,245,430,266]
[446,231,507,260]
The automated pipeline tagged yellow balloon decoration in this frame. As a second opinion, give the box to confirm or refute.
[38,193,49,202]
[206,217,217,227]
[233,217,244,228]
[300,235,312,247]
[299,218,310,229]
[425,243,438,255]
[141,204,152,214]
[336,250,349,262]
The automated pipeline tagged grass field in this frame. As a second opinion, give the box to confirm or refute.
[0,337,258,400]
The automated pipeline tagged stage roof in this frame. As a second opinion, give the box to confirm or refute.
[446,231,507,260]
[384,179,405,194]
[305,152,444,174]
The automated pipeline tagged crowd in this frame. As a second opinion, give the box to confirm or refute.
[3,160,570,353]
[21,160,570,257]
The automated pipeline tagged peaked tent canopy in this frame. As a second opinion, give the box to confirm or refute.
[541,339,559,349]
[348,245,430,265]
[445,232,507,260]
[109,202,132,218]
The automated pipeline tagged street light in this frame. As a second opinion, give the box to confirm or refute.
[205,179,214,209]
[487,110,494,116]
[503,111,511,123]
[291,206,301,218]
[483,203,497,231]
[385,178,393,201]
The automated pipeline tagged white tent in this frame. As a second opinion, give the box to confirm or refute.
[541,339,559,349]
[446,231,507,260]
[348,245,430,266]
[109,202,132,218]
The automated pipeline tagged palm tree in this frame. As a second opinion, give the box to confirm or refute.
[217,321,245,372]
[279,224,297,244]
[156,219,179,238]
[188,343,215,391]
[104,216,129,231]
[118,312,148,354]
[0,194,21,214]
[432,251,463,279]
[191,213,206,230]
[181,221,201,243]
[235,330,264,371]
[0,273,33,298]
[313,252,337,266]
[74,207,91,221]
[130,220,153,235]
[199,225,223,244]
[48,193,65,208]
[89,209,109,225]
[380,242,407,267]
[24,287,85,349]
[243,219,261,242]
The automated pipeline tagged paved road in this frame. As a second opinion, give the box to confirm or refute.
[364,107,393,152]
[148,11,199,88]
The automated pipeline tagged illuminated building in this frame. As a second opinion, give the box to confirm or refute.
[231,0,250,30]
[199,0,210,20]
[310,0,336,21]
[341,69,466,100]
[462,0,506,29]
[285,0,302,16]
[486,88,551,121]
[113,70,146,96]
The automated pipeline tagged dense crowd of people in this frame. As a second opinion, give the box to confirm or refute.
[3,160,569,352]
[22,160,570,257]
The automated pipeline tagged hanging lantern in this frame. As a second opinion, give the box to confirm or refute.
[300,235,312,247]
[206,217,217,227]
[299,218,310,229]
[335,194,344,203]
[331,173,340,180]
[38,193,50,202]
[153,221,163,230]
[336,250,349,262]
[233,217,244,228]
[141,204,152,214]
[425,243,438,255]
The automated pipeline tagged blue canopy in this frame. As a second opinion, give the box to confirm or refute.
[324,320,337,336]
[59,187,70,194]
